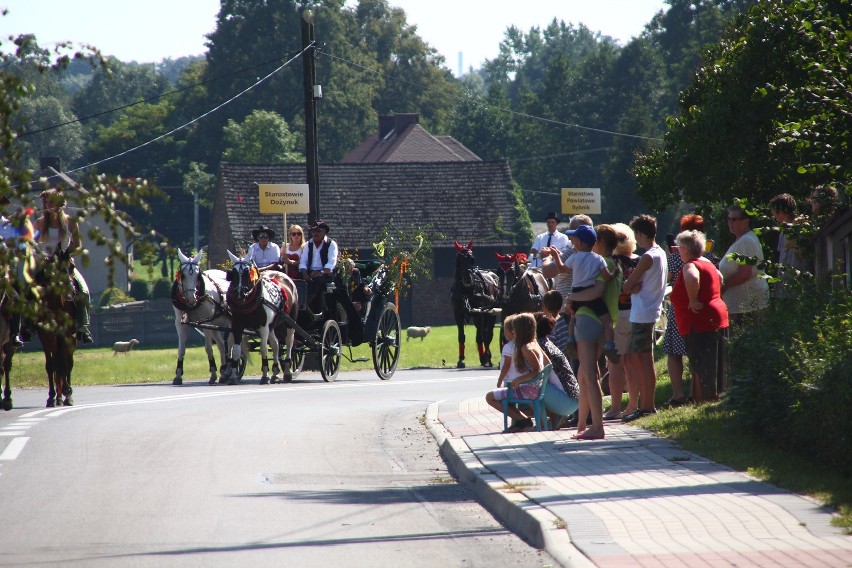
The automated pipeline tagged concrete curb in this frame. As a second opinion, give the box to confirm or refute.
[425,402,594,568]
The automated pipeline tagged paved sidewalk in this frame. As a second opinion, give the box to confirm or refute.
[426,397,852,568]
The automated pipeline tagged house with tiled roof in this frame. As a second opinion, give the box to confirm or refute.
[342,113,481,164]
[209,161,529,325]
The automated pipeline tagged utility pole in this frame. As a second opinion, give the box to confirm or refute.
[301,10,320,225]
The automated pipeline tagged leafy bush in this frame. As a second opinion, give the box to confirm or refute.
[151,278,172,299]
[129,279,150,301]
[98,287,134,308]
[728,287,852,472]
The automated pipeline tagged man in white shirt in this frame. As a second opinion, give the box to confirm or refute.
[620,214,668,422]
[299,220,339,314]
[247,225,281,268]
[529,212,569,268]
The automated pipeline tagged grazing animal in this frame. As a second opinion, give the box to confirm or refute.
[113,338,140,355]
[172,248,240,385]
[495,251,552,343]
[450,240,499,368]
[406,326,431,341]
[225,250,299,385]
[31,245,77,407]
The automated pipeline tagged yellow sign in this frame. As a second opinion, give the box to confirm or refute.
[562,188,601,215]
[258,184,309,214]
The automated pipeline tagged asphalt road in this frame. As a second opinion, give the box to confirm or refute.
[0,368,556,567]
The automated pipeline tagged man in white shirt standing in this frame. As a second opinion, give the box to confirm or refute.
[620,214,668,422]
[530,212,569,268]
[299,220,339,314]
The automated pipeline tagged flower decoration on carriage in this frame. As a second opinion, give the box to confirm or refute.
[373,221,438,304]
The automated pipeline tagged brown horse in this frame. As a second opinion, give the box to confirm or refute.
[0,295,15,410]
[32,245,78,407]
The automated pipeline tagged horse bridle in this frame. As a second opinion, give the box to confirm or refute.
[177,258,206,307]
[228,260,263,313]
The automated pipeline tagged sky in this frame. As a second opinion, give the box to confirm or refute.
[1,0,667,75]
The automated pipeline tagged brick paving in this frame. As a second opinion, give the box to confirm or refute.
[429,397,852,567]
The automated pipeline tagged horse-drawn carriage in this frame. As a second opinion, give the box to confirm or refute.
[172,249,401,385]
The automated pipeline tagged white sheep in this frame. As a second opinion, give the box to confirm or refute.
[113,339,140,355]
[406,326,431,342]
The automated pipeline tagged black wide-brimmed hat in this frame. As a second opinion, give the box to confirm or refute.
[309,220,330,234]
[251,225,276,241]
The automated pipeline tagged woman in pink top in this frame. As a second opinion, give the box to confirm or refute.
[670,230,729,403]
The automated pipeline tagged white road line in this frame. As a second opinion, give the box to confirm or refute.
[0,437,29,460]
[0,431,27,436]
[36,374,495,416]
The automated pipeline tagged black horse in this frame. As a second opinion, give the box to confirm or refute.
[450,240,499,368]
[494,251,552,343]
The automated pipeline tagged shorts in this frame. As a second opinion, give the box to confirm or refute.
[614,309,631,355]
[491,384,540,400]
[574,313,603,343]
[627,322,655,354]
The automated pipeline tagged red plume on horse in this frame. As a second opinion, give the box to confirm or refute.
[494,250,552,336]
[450,240,499,368]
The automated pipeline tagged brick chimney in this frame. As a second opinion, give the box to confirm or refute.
[393,113,419,136]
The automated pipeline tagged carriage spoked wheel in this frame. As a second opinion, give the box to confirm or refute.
[319,320,342,382]
[372,302,400,380]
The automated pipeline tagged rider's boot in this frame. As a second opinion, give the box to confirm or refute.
[74,290,93,344]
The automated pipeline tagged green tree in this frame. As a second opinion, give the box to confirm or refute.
[635,0,850,210]
[15,95,85,170]
[222,109,303,163]
[182,161,216,208]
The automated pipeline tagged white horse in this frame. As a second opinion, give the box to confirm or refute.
[172,248,236,385]
[225,250,298,385]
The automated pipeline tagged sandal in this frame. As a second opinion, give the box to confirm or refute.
[603,411,623,421]
[664,397,688,408]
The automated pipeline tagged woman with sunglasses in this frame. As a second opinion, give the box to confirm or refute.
[280,224,305,279]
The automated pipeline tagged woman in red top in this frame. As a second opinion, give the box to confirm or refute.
[670,230,729,402]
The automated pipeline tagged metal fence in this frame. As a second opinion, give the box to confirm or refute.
[90,299,183,347]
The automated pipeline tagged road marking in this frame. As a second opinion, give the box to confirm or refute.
[0,437,29,460]
[22,374,495,416]
[0,431,27,436]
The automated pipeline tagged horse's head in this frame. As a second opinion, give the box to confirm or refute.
[454,240,477,287]
[494,252,529,301]
[176,248,205,306]
[226,250,259,302]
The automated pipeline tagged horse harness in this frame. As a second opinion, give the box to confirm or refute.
[172,262,230,324]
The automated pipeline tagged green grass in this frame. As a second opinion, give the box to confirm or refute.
[9,324,465,386]
[9,325,850,531]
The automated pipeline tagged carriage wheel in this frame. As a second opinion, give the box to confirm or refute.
[372,302,400,380]
[320,320,341,382]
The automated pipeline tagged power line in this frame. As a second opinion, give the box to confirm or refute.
[17,51,305,138]
[63,44,311,176]
[319,49,663,143]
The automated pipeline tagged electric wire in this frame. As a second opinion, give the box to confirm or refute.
[318,49,662,143]
[63,44,312,176]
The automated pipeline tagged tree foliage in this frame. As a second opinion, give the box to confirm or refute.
[222,109,303,163]
[635,0,850,210]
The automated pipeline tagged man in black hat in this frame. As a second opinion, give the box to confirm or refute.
[299,220,339,314]
[529,212,569,268]
[248,225,281,268]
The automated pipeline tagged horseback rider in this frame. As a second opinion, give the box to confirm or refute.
[299,220,338,315]
[32,188,93,343]
[0,195,34,347]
